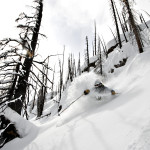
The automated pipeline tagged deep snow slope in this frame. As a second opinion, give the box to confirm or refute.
[2,24,150,149]
[8,44,149,150]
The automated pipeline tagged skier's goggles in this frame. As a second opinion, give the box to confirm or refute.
[95,83,103,87]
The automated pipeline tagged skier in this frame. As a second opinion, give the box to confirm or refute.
[84,79,116,99]
[94,79,116,95]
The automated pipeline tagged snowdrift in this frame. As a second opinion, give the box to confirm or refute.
[1,108,38,150]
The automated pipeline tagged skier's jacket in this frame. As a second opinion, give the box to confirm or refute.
[94,83,116,95]
[84,82,116,95]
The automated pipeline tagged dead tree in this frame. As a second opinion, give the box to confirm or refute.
[108,26,118,44]
[94,21,97,55]
[77,53,81,76]
[140,14,149,29]
[73,59,77,78]
[58,48,65,102]
[95,36,106,75]
[37,59,49,118]
[92,42,95,56]
[122,12,129,32]
[58,59,62,102]
[61,48,65,92]
[98,36,103,75]
[85,36,90,72]
[51,66,55,99]
[67,56,73,82]
[110,0,122,48]
[121,0,143,53]
[99,36,108,59]
[8,0,44,114]
[114,2,128,42]
[0,0,54,116]
[37,87,44,117]
[31,74,39,111]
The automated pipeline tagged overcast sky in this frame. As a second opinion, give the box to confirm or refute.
[0,0,150,64]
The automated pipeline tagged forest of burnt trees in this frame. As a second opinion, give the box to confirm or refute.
[0,0,149,119]
[0,0,49,118]
[0,0,149,147]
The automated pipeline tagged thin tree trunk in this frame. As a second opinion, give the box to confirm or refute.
[94,21,97,55]
[114,2,128,42]
[108,26,118,44]
[51,66,55,99]
[8,56,22,100]
[86,36,90,72]
[98,37,102,75]
[101,36,108,58]
[123,0,143,53]
[31,74,39,111]
[110,0,122,48]
[141,14,149,28]
[122,12,129,32]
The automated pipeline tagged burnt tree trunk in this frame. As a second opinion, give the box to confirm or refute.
[8,56,22,100]
[123,0,143,53]
[94,21,97,55]
[8,0,43,114]
[98,37,103,75]
[122,12,129,32]
[85,36,90,72]
[110,0,122,48]
[114,2,128,42]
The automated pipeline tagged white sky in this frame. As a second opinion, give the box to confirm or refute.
[0,0,149,70]
[41,0,113,59]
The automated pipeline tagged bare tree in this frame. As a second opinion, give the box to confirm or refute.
[94,21,97,55]
[51,66,55,99]
[140,14,149,29]
[114,2,128,42]
[58,59,62,101]
[37,87,44,117]
[122,12,129,32]
[77,53,81,76]
[95,36,106,75]
[108,26,118,44]
[98,36,103,75]
[66,54,72,82]
[9,0,44,114]
[85,36,90,72]
[121,0,143,53]
[0,0,47,115]
[110,0,122,48]
[37,58,50,118]
[100,36,108,59]
[73,58,77,78]
[31,74,39,111]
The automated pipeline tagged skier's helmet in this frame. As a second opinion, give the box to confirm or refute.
[94,79,103,87]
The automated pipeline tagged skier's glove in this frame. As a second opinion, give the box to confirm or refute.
[84,89,90,95]
[111,90,116,95]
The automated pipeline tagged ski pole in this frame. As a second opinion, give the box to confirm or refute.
[59,93,84,116]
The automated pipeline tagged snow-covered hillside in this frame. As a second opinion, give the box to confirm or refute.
[2,45,150,150]
[2,24,150,150]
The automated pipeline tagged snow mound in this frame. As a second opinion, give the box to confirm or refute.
[1,108,39,150]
